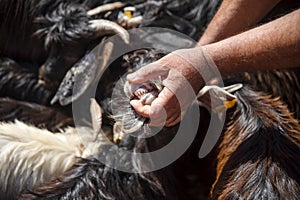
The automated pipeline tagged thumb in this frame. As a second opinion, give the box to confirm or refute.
[127,62,169,84]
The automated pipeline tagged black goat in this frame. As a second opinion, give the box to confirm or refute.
[0,0,222,107]
[19,49,300,200]
[0,0,129,89]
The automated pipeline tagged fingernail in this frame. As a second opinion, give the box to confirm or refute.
[126,73,135,81]
[130,99,139,107]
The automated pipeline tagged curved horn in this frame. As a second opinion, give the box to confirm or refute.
[51,40,114,106]
[89,19,129,44]
[87,2,124,16]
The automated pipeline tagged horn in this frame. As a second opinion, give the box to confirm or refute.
[89,19,129,44]
[87,2,124,16]
[51,40,114,106]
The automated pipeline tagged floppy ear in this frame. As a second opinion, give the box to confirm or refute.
[51,41,114,106]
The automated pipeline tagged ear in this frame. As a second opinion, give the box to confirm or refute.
[90,98,102,140]
[51,40,114,106]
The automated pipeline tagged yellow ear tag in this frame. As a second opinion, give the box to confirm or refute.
[224,99,237,109]
[124,11,132,18]
[114,137,122,144]
[124,7,135,19]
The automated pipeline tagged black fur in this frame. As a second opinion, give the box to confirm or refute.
[212,87,300,199]
[1,1,300,199]
[0,57,53,104]
[0,97,73,132]
[20,134,178,200]
[0,0,105,88]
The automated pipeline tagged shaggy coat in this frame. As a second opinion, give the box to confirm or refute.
[0,0,98,86]
[0,0,133,90]
[0,58,53,105]
[0,121,107,199]
[0,97,73,132]
[20,133,177,200]
[1,50,300,200]
[0,0,220,90]
[19,49,178,200]
[211,87,300,199]
[224,68,300,119]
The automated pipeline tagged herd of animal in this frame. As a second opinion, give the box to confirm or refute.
[0,0,299,199]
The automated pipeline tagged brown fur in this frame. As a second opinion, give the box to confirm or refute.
[211,87,300,199]
[224,69,300,119]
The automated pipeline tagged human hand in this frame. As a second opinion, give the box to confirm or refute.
[127,47,217,127]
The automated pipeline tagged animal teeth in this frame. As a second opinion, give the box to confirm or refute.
[124,81,161,105]
[140,92,157,105]
[134,88,148,99]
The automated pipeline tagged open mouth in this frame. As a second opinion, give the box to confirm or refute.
[124,81,162,105]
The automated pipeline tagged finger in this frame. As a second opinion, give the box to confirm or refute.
[165,115,181,127]
[131,99,167,126]
[149,115,167,126]
[148,104,167,127]
[147,89,177,126]
[164,112,181,127]
[130,100,151,118]
[148,119,166,127]
[126,62,168,84]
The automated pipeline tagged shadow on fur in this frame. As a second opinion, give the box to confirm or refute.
[211,87,300,199]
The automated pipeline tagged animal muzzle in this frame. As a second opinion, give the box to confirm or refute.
[124,81,162,105]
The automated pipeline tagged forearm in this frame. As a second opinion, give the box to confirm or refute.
[199,0,281,45]
[202,9,300,75]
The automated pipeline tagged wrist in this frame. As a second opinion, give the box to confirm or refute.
[201,43,232,76]
[195,46,222,82]
[163,47,222,94]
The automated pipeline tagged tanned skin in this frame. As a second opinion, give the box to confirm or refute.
[199,0,281,45]
[127,0,300,127]
[203,8,300,74]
